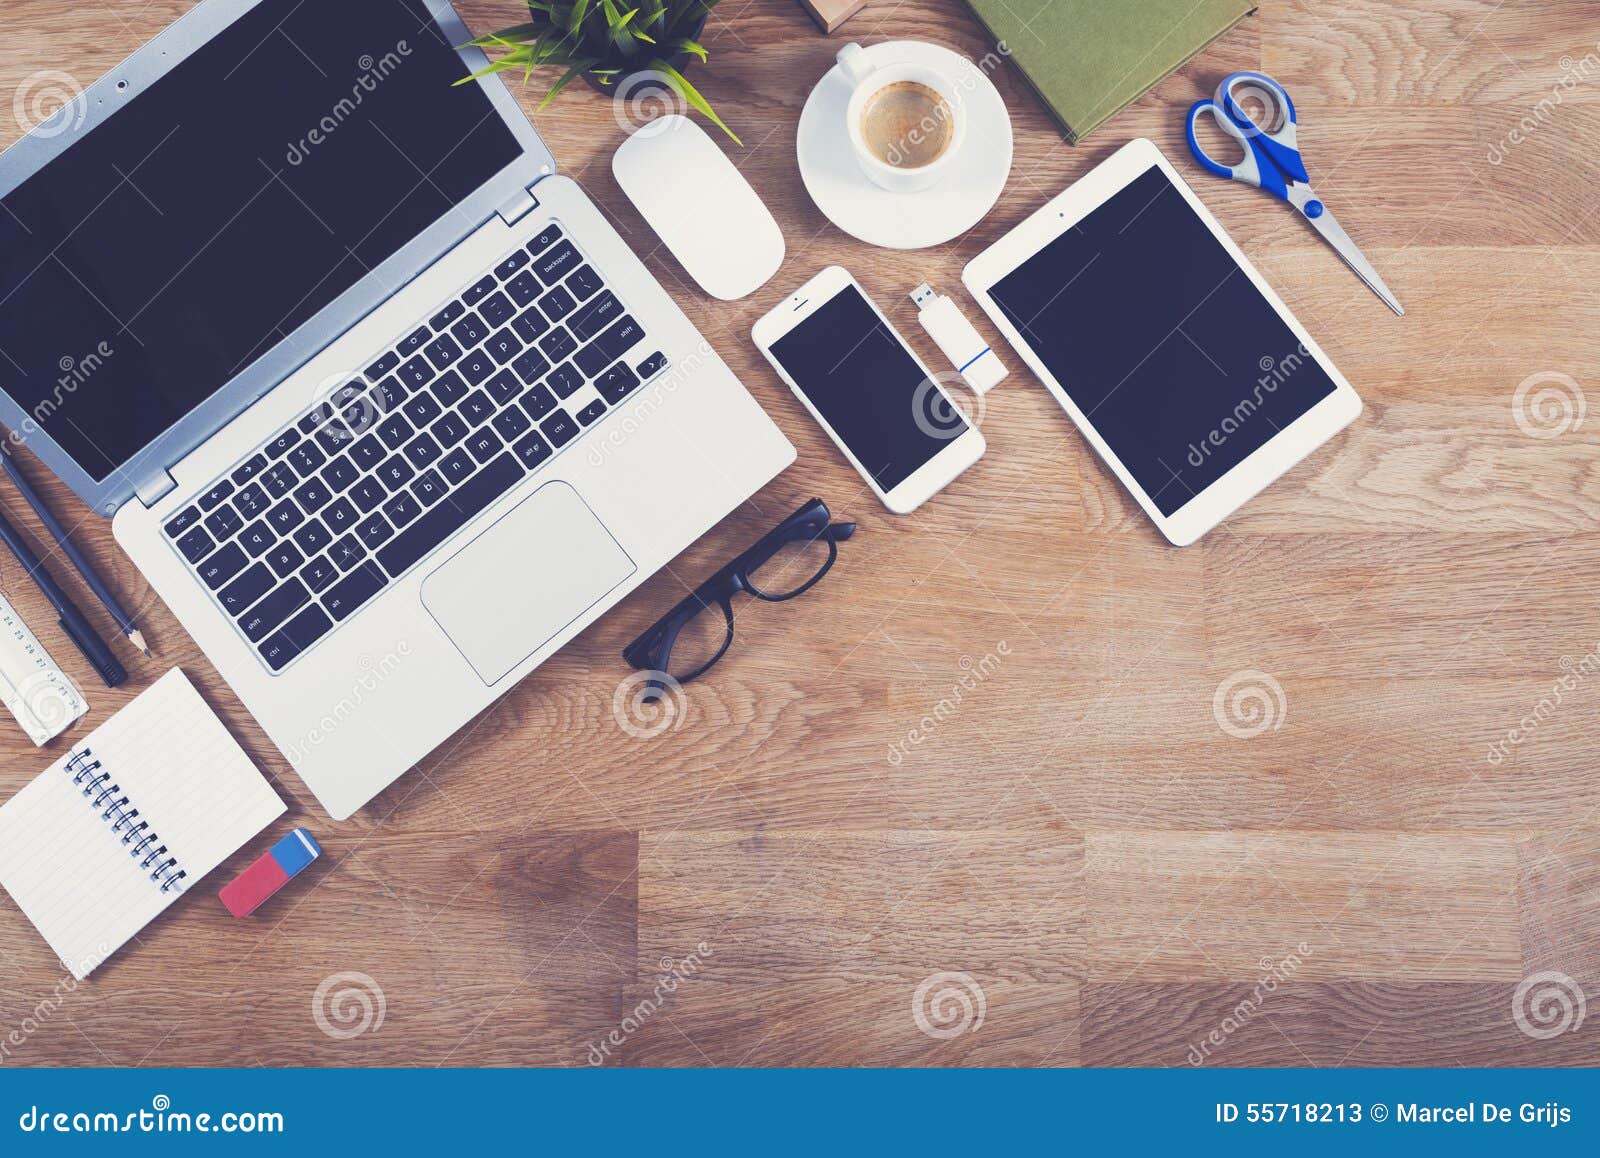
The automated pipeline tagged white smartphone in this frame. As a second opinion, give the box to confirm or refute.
[752,266,986,514]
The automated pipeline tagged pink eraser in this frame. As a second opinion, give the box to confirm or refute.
[219,828,321,917]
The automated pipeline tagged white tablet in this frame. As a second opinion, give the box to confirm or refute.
[963,138,1362,546]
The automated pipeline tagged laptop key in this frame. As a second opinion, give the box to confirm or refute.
[365,351,401,379]
[219,560,272,611]
[267,541,304,578]
[512,431,552,470]
[424,334,462,371]
[322,497,357,535]
[485,329,521,366]
[376,452,524,577]
[431,411,469,448]
[258,604,333,671]
[527,224,563,256]
[576,316,645,377]
[293,478,331,516]
[265,429,301,459]
[575,399,607,426]
[323,561,387,622]
[297,413,323,435]
[372,376,407,411]
[403,432,442,469]
[462,275,496,306]
[176,525,215,563]
[355,512,394,550]
[533,240,581,284]
[439,448,475,486]
[239,578,311,642]
[568,291,621,342]
[450,312,490,348]
[495,250,530,280]
[466,428,504,463]
[164,505,201,538]
[539,285,577,324]
[199,543,249,591]
[511,306,550,345]
[492,406,531,441]
[204,504,243,540]
[539,327,578,364]
[240,520,276,558]
[512,347,550,386]
[266,498,304,535]
[233,483,269,518]
[430,300,465,330]
[383,491,422,527]
[635,350,668,379]
[403,391,442,427]
[293,519,332,554]
[459,390,496,426]
[376,454,413,489]
[409,469,447,508]
[260,462,296,498]
[506,270,541,307]
[300,554,340,593]
[289,441,326,477]
[521,382,558,420]
[540,411,579,447]
[320,454,359,493]
[567,265,603,301]
[480,291,516,329]
[231,454,268,486]
[330,534,368,571]
[398,326,430,355]
[431,369,468,407]
[397,355,435,391]
[349,433,386,471]
[459,348,495,385]
[313,422,350,455]
[199,480,234,512]
[376,413,414,449]
[350,478,386,513]
[547,363,584,399]
[595,362,641,405]
[485,369,522,407]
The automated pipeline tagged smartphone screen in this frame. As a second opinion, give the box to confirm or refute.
[768,284,968,492]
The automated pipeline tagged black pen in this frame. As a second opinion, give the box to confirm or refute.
[0,504,126,687]
[0,445,149,655]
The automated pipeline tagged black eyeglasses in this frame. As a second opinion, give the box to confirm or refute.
[624,498,855,695]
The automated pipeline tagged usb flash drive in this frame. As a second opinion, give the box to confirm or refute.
[910,282,1008,395]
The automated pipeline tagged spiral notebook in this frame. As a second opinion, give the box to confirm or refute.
[0,669,284,979]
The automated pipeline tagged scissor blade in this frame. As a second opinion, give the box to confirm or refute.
[1301,199,1404,315]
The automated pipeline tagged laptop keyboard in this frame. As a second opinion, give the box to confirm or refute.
[161,223,668,674]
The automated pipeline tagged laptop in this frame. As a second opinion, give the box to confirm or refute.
[0,0,794,818]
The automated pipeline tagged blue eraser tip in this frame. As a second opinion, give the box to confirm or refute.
[270,827,321,877]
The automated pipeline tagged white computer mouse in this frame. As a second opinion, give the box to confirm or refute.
[613,115,785,301]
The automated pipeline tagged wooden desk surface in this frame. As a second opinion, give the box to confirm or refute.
[2,0,1598,1067]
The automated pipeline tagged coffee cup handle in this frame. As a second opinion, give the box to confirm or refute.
[836,42,876,88]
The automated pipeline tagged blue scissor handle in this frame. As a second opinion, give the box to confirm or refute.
[1216,70,1309,184]
[1186,99,1290,200]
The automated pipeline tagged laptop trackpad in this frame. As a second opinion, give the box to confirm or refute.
[420,482,635,685]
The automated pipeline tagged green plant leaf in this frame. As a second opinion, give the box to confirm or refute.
[669,37,708,62]
[537,58,599,109]
[566,0,593,34]
[651,59,739,144]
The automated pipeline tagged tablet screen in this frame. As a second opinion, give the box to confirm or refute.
[988,164,1337,516]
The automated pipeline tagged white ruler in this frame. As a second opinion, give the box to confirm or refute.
[0,591,88,745]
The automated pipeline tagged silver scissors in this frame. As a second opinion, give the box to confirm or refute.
[1186,71,1403,316]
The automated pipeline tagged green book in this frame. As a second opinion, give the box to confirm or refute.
[960,0,1257,143]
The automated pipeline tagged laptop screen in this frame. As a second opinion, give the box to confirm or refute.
[0,0,523,482]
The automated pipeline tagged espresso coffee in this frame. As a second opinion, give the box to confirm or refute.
[859,81,955,169]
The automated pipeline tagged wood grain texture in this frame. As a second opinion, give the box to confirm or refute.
[1,0,1599,1067]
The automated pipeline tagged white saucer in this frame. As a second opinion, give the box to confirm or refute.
[797,41,1014,251]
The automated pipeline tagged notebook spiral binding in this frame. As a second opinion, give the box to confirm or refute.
[65,748,188,894]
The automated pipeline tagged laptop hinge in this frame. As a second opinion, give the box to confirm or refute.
[133,464,177,509]
[496,184,541,226]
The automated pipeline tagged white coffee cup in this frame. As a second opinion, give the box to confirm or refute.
[837,42,967,194]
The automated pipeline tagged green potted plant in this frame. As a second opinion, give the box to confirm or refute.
[463,0,738,143]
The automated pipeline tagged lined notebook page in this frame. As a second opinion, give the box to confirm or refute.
[0,669,284,979]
